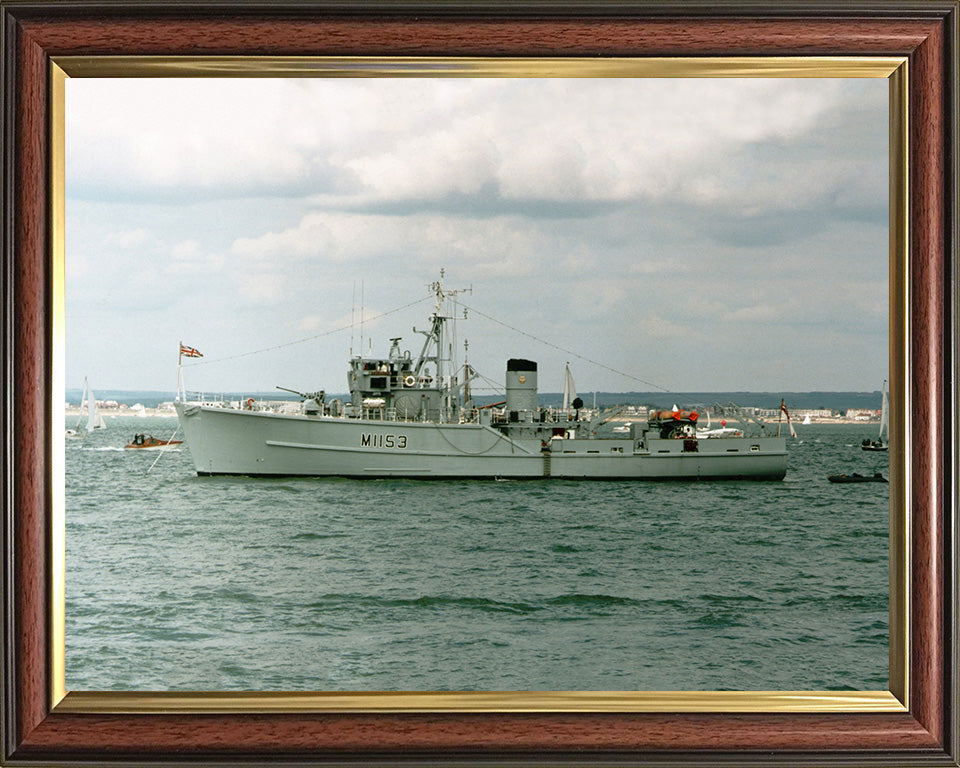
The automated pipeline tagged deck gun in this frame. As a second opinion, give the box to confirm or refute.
[276,386,326,409]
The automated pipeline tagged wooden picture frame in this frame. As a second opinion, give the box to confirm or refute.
[2,2,956,765]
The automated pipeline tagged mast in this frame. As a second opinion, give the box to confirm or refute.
[349,281,356,357]
[177,342,183,401]
[177,342,203,401]
[462,339,470,409]
[87,383,105,431]
[76,377,88,431]
[412,270,471,388]
[360,280,365,358]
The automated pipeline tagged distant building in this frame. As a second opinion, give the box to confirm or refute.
[799,409,835,419]
[756,408,837,421]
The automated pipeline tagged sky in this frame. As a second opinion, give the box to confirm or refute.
[65,76,888,396]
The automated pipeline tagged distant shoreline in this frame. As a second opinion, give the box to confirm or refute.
[65,408,178,418]
[64,407,881,426]
[64,389,888,413]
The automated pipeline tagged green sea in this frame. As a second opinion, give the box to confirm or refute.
[65,416,889,691]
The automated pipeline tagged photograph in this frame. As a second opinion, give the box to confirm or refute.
[2,2,955,765]
[63,75,891,692]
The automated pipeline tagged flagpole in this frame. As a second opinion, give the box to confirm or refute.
[177,341,183,401]
[778,399,797,439]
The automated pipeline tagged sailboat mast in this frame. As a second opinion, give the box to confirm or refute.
[76,377,88,431]
[562,363,578,413]
[879,379,888,440]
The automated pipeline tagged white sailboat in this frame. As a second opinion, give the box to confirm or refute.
[697,408,743,439]
[861,380,888,451]
[66,377,106,438]
[561,363,581,412]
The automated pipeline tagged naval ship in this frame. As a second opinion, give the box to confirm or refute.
[175,276,788,480]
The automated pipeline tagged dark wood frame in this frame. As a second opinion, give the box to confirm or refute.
[2,2,957,765]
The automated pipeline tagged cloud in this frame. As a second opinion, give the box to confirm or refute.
[297,314,326,332]
[67,79,356,200]
[723,303,792,324]
[228,209,555,279]
[233,271,286,304]
[103,227,152,249]
[67,78,880,219]
[63,78,889,391]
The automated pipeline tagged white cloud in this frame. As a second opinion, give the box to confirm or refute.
[346,123,500,199]
[229,210,553,278]
[68,79,339,197]
[297,314,326,332]
[635,315,697,340]
[168,239,224,276]
[232,214,339,262]
[67,77,868,214]
[64,77,889,391]
[723,303,785,324]
[233,271,286,304]
[103,227,152,249]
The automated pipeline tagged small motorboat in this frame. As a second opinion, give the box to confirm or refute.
[828,472,887,484]
[125,433,183,450]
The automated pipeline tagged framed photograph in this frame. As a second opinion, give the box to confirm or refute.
[2,2,956,766]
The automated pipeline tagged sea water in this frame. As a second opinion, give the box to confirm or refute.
[65,416,889,692]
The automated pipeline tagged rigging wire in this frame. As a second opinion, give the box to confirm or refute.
[146,424,182,475]
[181,286,670,394]
[459,301,672,393]
[183,296,433,368]
[472,369,506,396]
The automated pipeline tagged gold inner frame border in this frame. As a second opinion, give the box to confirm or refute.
[49,55,909,715]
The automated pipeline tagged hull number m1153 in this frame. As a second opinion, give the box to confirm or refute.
[361,433,408,449]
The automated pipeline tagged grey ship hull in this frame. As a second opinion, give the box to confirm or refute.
[175,403,788,480]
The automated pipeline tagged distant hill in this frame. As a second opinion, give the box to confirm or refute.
[67,389,882,412]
